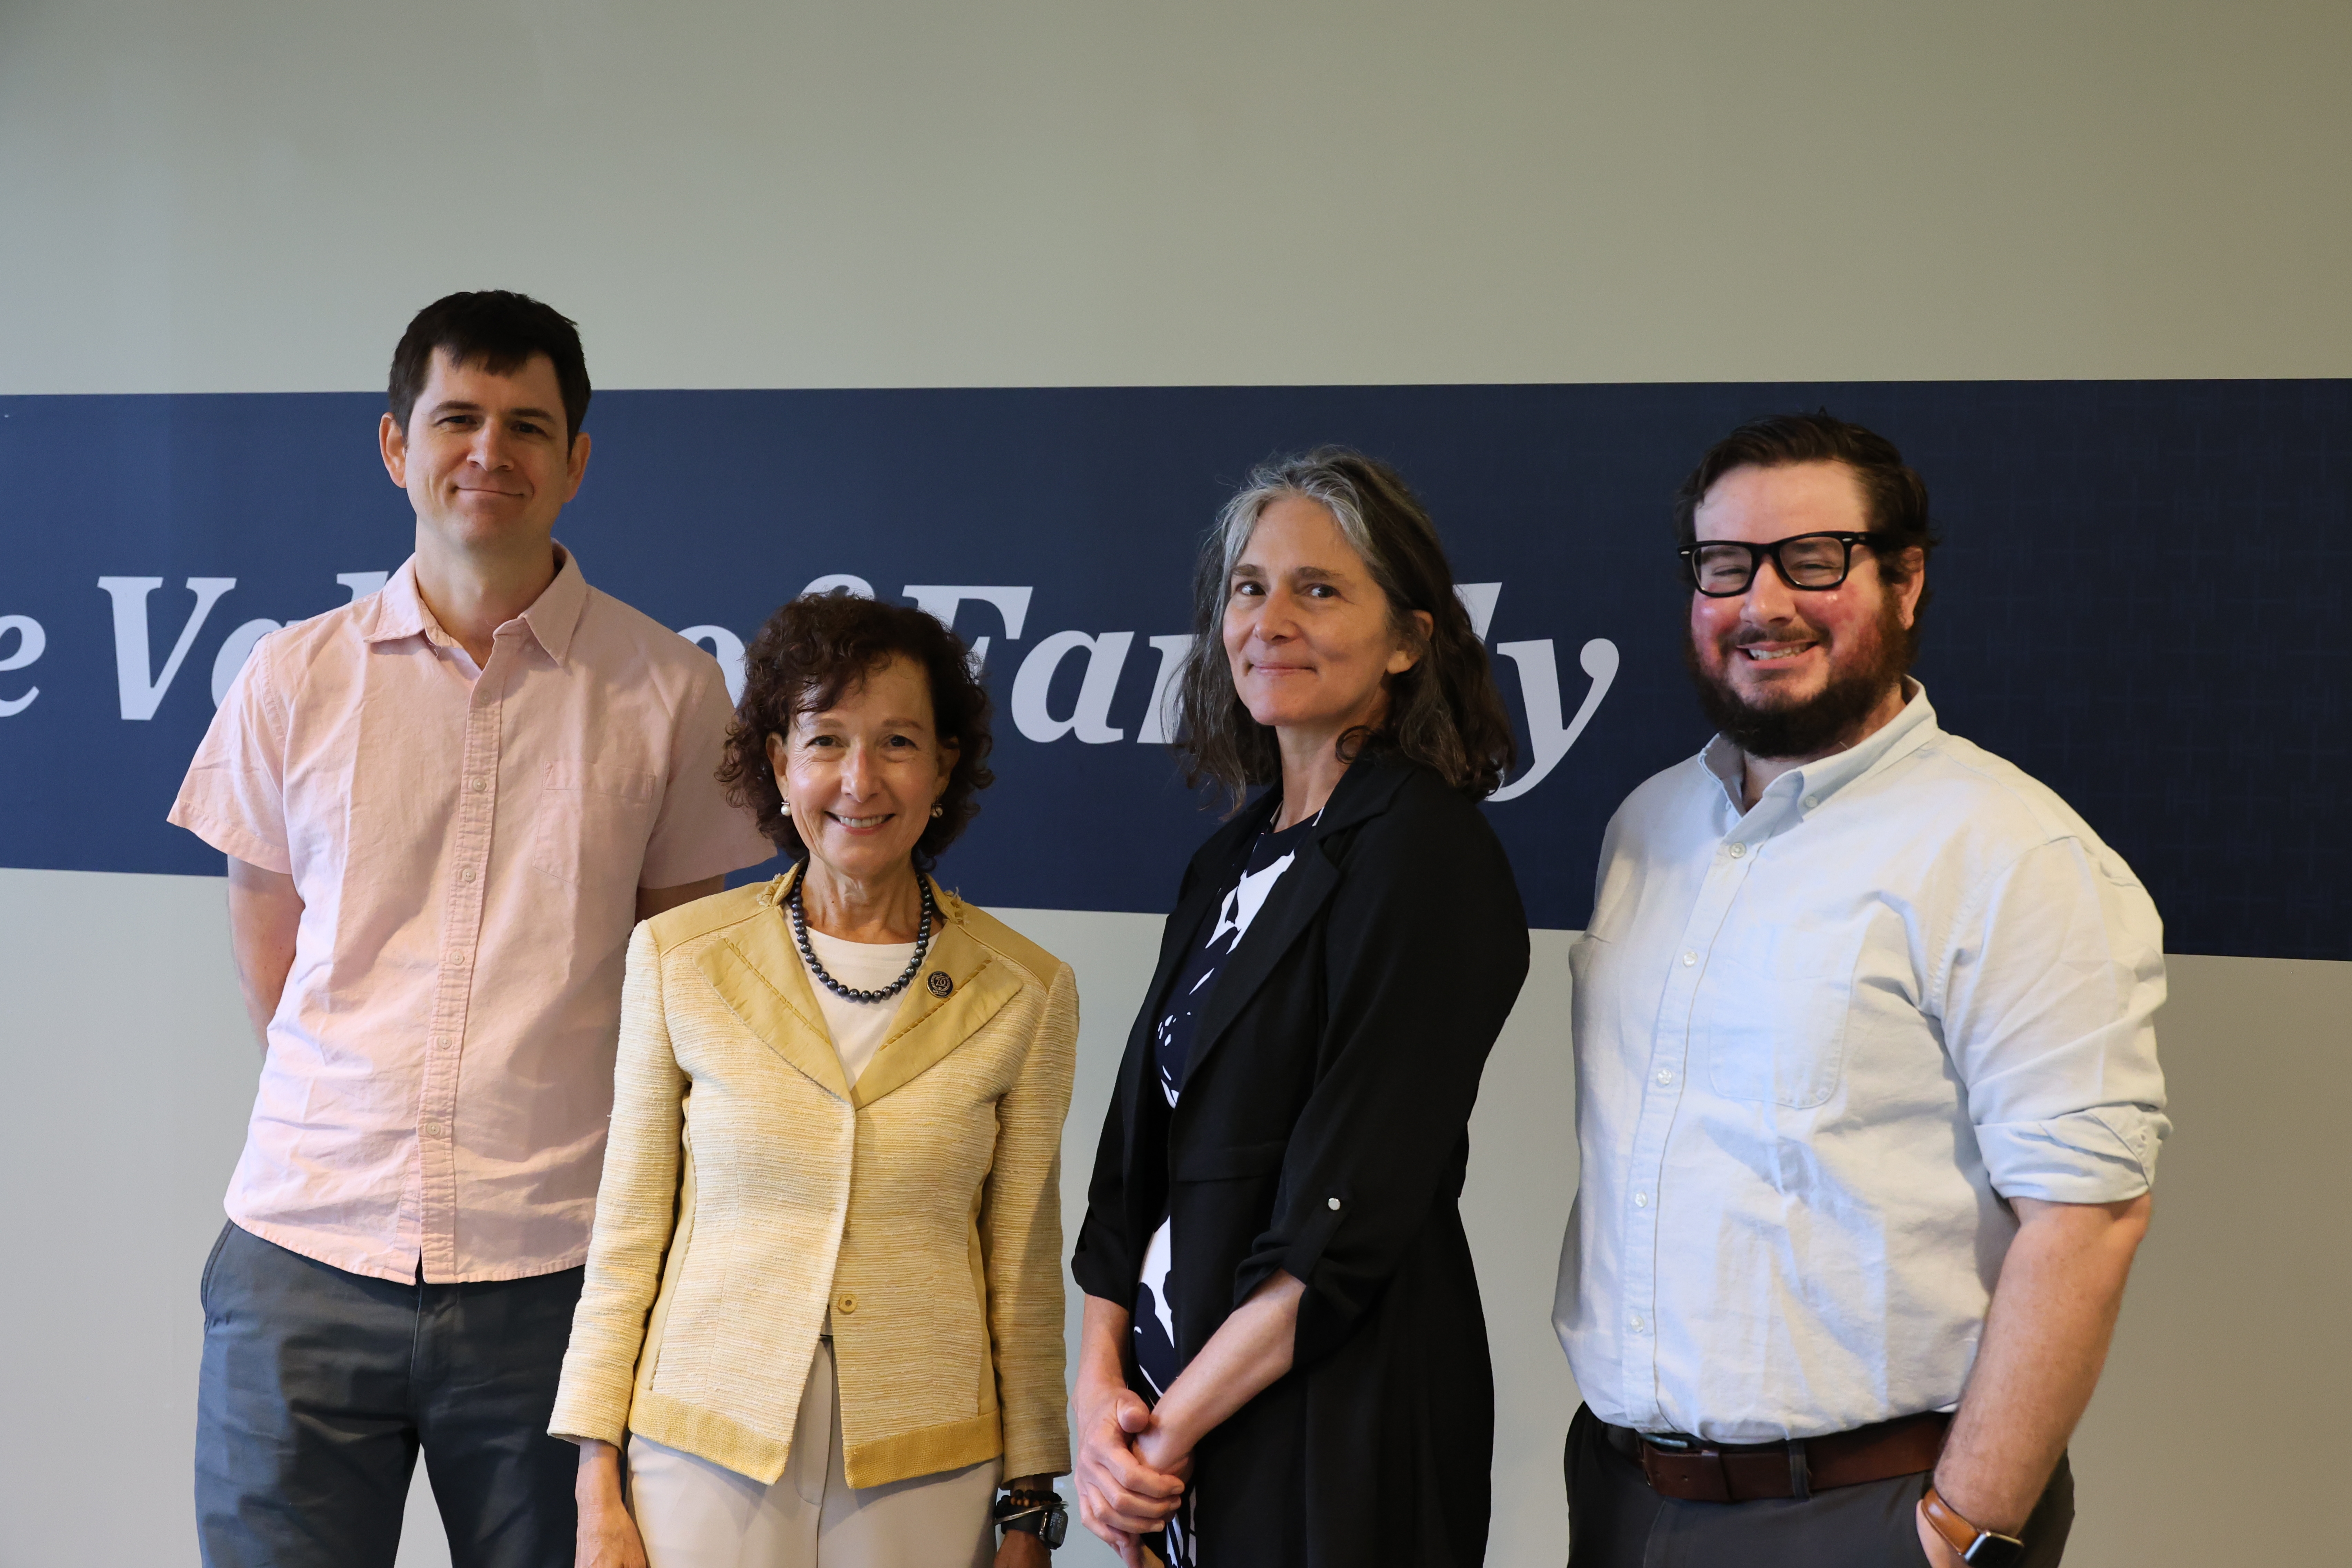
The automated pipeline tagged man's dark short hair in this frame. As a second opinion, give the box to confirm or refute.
[387,291,592,445]
[1672,413,1938,619]
[717,591,997,867]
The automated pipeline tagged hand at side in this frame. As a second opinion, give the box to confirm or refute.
[573,1438,649,1568]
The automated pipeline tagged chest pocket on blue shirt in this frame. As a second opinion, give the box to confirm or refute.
[1698,923,1859,1110]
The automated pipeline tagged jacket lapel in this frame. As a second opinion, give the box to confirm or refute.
[1178,753,1414,1091]
[1177,844,1341,1090]
[698,869,852,1102]
[850,882,1023,1109]
[1112,854,1237,1166]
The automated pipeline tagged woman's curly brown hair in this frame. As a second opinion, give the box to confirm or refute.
[717,590,996,866]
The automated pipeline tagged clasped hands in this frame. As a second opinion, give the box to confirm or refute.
[1071,1375,1192,1568]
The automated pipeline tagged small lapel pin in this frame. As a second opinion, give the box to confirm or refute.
[927,971,953,998]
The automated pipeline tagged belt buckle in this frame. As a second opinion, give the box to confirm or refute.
[1639,1434,1734,1504]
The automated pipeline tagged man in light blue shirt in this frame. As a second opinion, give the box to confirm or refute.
[1556,414,2167,1568]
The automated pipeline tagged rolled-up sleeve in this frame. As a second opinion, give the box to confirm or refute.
[1070,1120,1140,1305]
[1939,835,2170,1203]
[1232,803,1530,1368]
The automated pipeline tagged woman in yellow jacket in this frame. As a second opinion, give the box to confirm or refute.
[552,592,1077,1568]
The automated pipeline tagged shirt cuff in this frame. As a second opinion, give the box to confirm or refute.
[1069,1229,1135,1305]
[1978,1105,2171,1203]
[167,804,292,875]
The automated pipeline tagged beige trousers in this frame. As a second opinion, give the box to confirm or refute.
[627,1340,999,1568]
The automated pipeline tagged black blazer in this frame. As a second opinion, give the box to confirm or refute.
[1072,749,1530,1567]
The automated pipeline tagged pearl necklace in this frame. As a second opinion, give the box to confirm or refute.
[788,874,936,1003]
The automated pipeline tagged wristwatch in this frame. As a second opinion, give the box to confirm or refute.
[1921,1483,2027,1567]
[993,1488,1069,1550]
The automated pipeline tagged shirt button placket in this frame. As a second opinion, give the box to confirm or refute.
[421,659,503,1279]
[1624,840,1747,1426]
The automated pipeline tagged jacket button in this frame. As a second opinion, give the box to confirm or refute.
[837,1294,857,1315]
[1327,1197,1342,1210]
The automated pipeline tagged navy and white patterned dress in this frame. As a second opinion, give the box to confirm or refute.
[1131,812,1316,1566]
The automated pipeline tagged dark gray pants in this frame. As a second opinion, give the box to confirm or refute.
[196,1221,584,1568]
[1564,1405,2074,1567]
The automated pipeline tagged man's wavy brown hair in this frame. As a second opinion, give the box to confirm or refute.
[717,591,996,865]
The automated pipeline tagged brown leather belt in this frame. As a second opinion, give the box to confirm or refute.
[1602,1412,1950,1503]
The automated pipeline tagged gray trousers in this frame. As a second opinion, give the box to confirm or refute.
[195,1221,584,1568]
[1564,1405,2075,1567]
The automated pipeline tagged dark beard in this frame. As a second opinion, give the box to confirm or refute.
[1683,598,1912,760]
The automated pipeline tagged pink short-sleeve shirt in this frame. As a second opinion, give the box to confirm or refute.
[171,549,774,1282]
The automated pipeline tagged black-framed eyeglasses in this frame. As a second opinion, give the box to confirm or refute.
[1679,531,1885,597]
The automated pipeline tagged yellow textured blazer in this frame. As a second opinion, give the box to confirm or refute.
[549,869,1077,1488]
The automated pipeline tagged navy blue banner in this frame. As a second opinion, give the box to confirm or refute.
[0,382,2342,960]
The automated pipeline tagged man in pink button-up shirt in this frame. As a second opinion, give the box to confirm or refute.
[171,292,771,1568]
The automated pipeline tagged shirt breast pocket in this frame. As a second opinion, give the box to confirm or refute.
[531,762,659,887]
[1700,928,1858,1110]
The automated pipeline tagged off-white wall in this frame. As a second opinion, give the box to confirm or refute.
[3,2,2347,1564]
[0,870,2345,1568]
[0,868,1580,1568]
[3,2,2350,394]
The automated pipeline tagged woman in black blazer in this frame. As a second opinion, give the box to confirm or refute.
[1070,449,1530,1568]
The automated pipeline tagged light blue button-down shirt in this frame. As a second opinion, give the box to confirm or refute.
[1553,683,2169,1442]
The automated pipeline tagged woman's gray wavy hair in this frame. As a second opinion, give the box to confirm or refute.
[1170,447,1515,809]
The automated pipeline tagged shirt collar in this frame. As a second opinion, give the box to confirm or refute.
[1700,678,1940,816]
[359,557,431,644]
[359,544,590,666]
[519,545,590,665]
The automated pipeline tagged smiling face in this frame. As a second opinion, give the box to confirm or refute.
[1686,460,1923,760]
[1222,494,1426,741]
[764,654,957,887]
[379,347,588,559]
